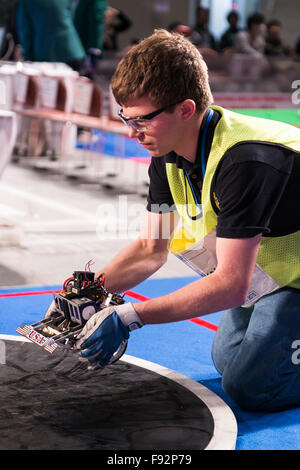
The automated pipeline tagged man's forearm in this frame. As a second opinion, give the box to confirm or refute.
[99,237,168,293]
[134,271,247,325]
[133,234,261,325]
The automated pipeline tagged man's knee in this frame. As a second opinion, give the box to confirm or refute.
[211,339,225,375]
[211,343,265,410]
[222,371,278,411]
[222,373,268,411]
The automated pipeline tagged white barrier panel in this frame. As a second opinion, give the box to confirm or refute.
[0,64,17,110]
[0,110,17,177]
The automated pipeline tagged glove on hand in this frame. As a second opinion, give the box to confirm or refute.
[76,303,143,368]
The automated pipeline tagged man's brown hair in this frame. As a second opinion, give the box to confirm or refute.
[111,29,213,113]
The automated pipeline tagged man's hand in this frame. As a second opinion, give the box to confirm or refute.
[76,303,143,368]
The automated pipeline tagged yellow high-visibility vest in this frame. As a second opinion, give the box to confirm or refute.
[166,106,300,298]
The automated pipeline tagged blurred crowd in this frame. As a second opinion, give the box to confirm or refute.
[0,1,299,81]
[167,7,300,93]
[169,7,299,60]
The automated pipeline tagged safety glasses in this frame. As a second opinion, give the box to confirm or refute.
[118,101,183,132]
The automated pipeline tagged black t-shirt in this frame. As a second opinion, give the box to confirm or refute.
[146,109,300,238]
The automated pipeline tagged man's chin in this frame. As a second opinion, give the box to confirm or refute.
[147,148,164,157]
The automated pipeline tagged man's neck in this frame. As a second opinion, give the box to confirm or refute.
[174,111,206,163]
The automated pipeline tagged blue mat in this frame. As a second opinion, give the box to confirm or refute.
[1,277,300,450]
[76,130,150,159]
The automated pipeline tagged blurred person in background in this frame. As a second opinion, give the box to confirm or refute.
[0,0,20,60]
[17,0,86,71]
[167,21,202,46]
[234,12,266,57]
[102,6,132,53]
[219,10,241,53]
[73,0,107,76]
[264,19,293,57]
[193,6,217,52]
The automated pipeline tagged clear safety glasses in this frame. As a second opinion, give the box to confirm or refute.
[118,101,183,132]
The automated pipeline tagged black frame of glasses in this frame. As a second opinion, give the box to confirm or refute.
[118,100,183,126]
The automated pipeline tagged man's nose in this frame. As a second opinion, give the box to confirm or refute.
[128,126,143,138]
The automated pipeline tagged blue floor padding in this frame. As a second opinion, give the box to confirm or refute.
[1,277,300,450]
[76,130,150,159]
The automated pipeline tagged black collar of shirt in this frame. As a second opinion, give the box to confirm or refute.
[165,108,221,182]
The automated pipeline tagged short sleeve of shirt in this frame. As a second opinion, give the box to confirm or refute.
[146,156,175,213]
[213,143,295,238]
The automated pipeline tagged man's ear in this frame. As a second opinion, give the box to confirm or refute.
[178,99,196,121]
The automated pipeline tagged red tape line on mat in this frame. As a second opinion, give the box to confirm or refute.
[0,290,60,297]
[0,288,218,332]
[125,290,218,331]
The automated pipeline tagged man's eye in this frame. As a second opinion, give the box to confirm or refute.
[134,119,147,125]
